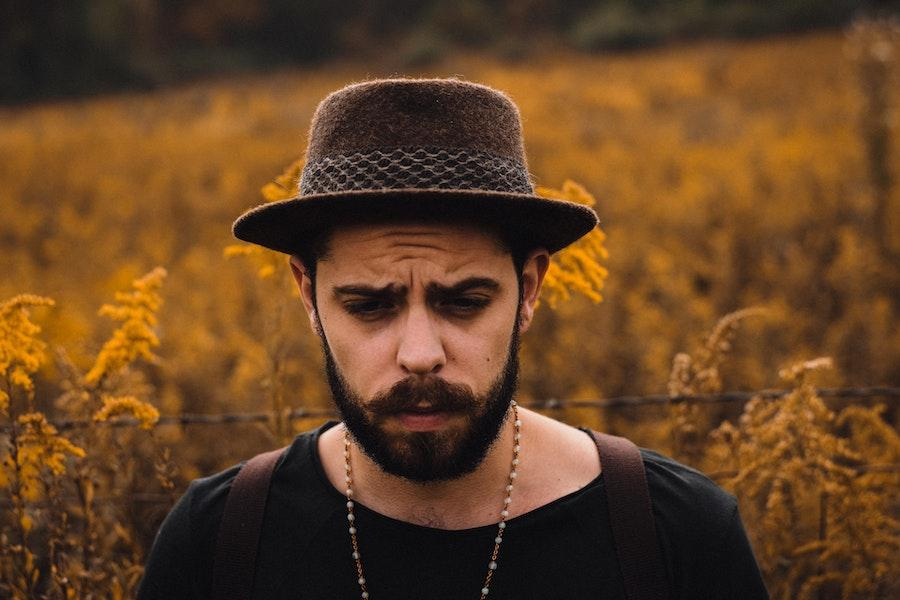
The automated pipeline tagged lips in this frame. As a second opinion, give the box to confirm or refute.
[394,409,452,431]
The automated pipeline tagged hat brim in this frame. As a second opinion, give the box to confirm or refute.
[232,188,599,256]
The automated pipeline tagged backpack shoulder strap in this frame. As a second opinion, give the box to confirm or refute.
[590,431,669,600]
[212,446,288,600]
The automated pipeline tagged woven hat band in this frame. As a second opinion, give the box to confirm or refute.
[300,146,534,195]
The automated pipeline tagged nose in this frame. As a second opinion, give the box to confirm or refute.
[396,304,446,375]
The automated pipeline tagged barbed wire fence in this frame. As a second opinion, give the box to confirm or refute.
[29,385,900,431]
[1,386,898,509]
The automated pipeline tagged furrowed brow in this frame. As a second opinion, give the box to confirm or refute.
[332,283,407,301]
[426,277,501,300]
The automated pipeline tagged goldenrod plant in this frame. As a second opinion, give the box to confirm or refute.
[712,358,900,598]
[84,268,167,387]
[0,270,170,599]
[535,180,609,308]
[667,308,767,466]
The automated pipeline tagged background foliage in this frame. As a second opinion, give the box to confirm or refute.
[1,15,898,600]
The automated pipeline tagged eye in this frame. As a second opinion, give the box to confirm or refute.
[439,296,490,314]
[344,300,395,319]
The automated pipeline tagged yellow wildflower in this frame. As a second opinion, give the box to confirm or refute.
[20,513,34,535]
[223,244,260,258]
[93,395,160,430]
[223,242,285,280]
[224,160,306,279]
[260,159,305,203]
[669,308,768,397]
[535,181,609,308]
[13,412,85,500]
[85,268,167,385]
[0,295,55,413]
[778,356,834,385]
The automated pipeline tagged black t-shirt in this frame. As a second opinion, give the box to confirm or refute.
[138,422,768,599]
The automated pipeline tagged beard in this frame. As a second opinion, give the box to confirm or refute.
[319,320,520,483]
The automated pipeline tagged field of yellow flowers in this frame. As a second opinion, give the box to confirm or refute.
[1,24,898,599]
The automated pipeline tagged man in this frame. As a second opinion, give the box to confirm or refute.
[138,78,768,599]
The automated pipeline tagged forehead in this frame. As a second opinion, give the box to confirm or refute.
[319,221,512,281]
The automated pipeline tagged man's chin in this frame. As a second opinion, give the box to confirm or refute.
[359,417,486,482]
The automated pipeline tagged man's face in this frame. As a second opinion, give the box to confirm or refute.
[291,222,546,482]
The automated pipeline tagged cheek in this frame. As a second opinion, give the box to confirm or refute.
[443,318,515,382]
[322,316,398,391]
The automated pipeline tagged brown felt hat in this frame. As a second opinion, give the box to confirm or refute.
[232,78,598,255]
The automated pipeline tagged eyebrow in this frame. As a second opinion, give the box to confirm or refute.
[331,277,501,302]
[426,277,500,301]
[332,283,406,301]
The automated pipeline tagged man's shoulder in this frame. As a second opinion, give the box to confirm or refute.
[637,447,738,543]
[634,447,769,598]
[174,426,326,530]
[137,427,330,599]
[193,426,322,493]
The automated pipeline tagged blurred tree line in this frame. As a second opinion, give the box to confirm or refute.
[2,0,896,103]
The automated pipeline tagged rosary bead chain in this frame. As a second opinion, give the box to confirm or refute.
[344,401,520,600]
[345,435,370,599]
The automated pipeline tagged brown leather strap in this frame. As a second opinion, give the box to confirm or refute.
[211,446,287,600]
[590,431,669,600]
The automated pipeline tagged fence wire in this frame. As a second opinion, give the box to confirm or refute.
[1,386,898,509]
[20,385,900,431]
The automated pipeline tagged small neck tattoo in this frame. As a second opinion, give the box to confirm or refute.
[343,401,521,599]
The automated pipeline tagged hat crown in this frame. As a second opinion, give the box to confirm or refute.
[299,79,535,196]
[306,78,528,164]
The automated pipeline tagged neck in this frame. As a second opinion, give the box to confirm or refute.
[331,408,524,530]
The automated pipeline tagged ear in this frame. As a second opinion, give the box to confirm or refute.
[289,255,320,333]
[517,248,550,333]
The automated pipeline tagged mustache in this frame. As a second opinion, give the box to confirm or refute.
[367,376,477,416]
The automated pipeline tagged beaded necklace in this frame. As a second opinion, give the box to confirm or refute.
[343,401,521,599]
